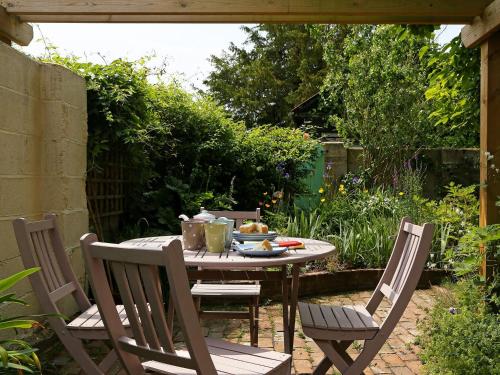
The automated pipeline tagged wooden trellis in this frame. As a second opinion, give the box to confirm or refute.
[86,153,126,241]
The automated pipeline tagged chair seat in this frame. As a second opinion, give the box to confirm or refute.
[299,302,379,340]
[67,304,129,330]
[143,337,291,374]
[191,283,261,297]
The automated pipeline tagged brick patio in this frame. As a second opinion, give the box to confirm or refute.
[37,288,438,374]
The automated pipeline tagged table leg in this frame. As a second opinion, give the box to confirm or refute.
[281,265,290,353]
[287,264,300,354]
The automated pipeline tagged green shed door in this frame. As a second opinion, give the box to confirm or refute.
[295,145,324,210]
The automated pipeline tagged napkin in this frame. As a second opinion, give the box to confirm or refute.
[277,240,305,249]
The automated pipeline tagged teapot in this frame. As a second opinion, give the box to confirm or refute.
[193,209,216,222]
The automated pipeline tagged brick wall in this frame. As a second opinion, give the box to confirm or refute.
[0,42,88,333]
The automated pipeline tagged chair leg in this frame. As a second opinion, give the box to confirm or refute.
[167,293,175,333]
[194,296,202,319]
[316,340,352,374]
[58,334,103,375]
[315,339,374,375]
[254,295,259,347]
[97,349,118,372]
[249,298,256,347]
[313,357,333,375]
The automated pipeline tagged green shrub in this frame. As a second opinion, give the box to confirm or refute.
[43,54,318,235]
[419,280,500,375]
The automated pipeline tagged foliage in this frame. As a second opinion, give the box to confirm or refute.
[43,52,318,236]
[285,174,480,271]
[41,54,159,176]
[423,36,480,147]
[322,25,437,183]
[204,24,328,127]
[419,280,500,375]
[331,217,399,269]
[286,207,324,239]
[0,268,42,374]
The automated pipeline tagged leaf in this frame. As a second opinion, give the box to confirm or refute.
[419,45,429,59]
[0,294,27,306]
[0,320,37,330]
[0,345,7,368]
[0,268,40,293]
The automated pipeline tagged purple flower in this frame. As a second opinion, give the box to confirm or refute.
[284,173,290,179]
[276,162,286,172]
[352,177,360,184]
[326,162,333,171]
[448,307,457,315]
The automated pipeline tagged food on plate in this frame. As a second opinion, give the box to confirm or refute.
[253,239,273,251]
[256,223,269,234]
[238,222,269,234]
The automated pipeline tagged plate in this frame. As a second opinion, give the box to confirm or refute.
[234,243,288,257]
[233,231,278,242]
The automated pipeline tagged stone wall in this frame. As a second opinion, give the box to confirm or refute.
[324,142,480,197]
[0,42,88,332]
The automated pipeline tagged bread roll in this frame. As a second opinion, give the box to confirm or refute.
[239,223,257,233]
[257,223,269,234]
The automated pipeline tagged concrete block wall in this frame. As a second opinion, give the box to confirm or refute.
[323,141,480,197]
[0,42,88,333]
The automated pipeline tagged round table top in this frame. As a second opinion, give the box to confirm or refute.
[121,236,335,269]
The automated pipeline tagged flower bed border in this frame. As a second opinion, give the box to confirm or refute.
[260,269,449,299]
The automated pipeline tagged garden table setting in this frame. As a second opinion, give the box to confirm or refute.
[121,226,335,354]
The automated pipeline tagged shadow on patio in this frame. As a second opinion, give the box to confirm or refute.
[38,288,439,375]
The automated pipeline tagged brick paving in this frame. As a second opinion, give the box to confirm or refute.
[37,288,438,374]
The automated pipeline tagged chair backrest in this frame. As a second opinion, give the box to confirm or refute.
[81,235,218,375]
[200,207,261,228]
[12,214,91,316]
[365,218,434,331]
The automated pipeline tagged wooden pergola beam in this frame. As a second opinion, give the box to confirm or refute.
[16,14,473,24]
[0,0,492,24]
[0,6,32,45]
[462,0,500,48]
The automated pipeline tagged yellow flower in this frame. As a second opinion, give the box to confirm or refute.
[363,189,368,193]
[318,187,325,194]
[399,192,404,196]
[272,199,277,204]
[339,184,345,192]
[320,198,326,203]
[263,192,268,196]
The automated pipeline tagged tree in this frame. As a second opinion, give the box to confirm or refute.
[423,36,480,147]
[204,24,328,127]
[322,25,438,183]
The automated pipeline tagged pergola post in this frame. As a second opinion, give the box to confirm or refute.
[479,30,500,280]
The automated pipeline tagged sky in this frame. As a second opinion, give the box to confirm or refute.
[20,24,463,91]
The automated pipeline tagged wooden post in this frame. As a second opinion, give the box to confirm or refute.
[479,30,500,280]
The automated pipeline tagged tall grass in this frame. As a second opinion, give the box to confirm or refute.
[286,207,324,239]
[328,216,399,270]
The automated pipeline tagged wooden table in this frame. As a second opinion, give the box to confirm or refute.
[121,236,335,354]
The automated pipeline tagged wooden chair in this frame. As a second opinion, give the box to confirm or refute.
[200,207,261,228]
[298,218,434,375]
[193,208,261,346]
[81,235,292,375]
[12,214,128,374]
